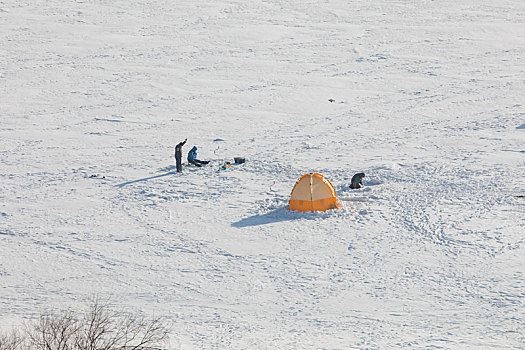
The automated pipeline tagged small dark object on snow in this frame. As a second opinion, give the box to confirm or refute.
[90,174,105,179]
[350,172,365,189]
[328,98,335,103]
[234,157,245,164]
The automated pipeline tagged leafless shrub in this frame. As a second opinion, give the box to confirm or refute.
[0,329,24,350]
[0,300,169,350]
[25,310,79,350]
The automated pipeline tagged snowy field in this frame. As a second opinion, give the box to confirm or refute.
[1,0,524,348]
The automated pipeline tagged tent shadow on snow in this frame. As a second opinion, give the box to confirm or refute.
[231,206,333,228]
[232,208,295,227]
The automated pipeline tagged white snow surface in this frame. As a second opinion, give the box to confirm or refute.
[1,0,524,348]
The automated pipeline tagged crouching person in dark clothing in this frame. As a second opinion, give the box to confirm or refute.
[350,172,365,189]
[187,146,210,167]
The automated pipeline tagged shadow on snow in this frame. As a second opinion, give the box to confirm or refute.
[232,206,333,228]
[115,166,177,188]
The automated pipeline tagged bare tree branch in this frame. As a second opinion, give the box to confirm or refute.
[1,299,169,350]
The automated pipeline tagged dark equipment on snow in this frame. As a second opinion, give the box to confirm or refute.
[234,157,245,164]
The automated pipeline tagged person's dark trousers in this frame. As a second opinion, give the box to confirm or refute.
[176,154,182,172]
[189,159,209,167]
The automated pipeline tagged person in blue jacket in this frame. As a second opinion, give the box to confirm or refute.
[187,146,210,167]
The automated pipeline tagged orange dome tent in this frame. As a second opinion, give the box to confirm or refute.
[289,173,339,212]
